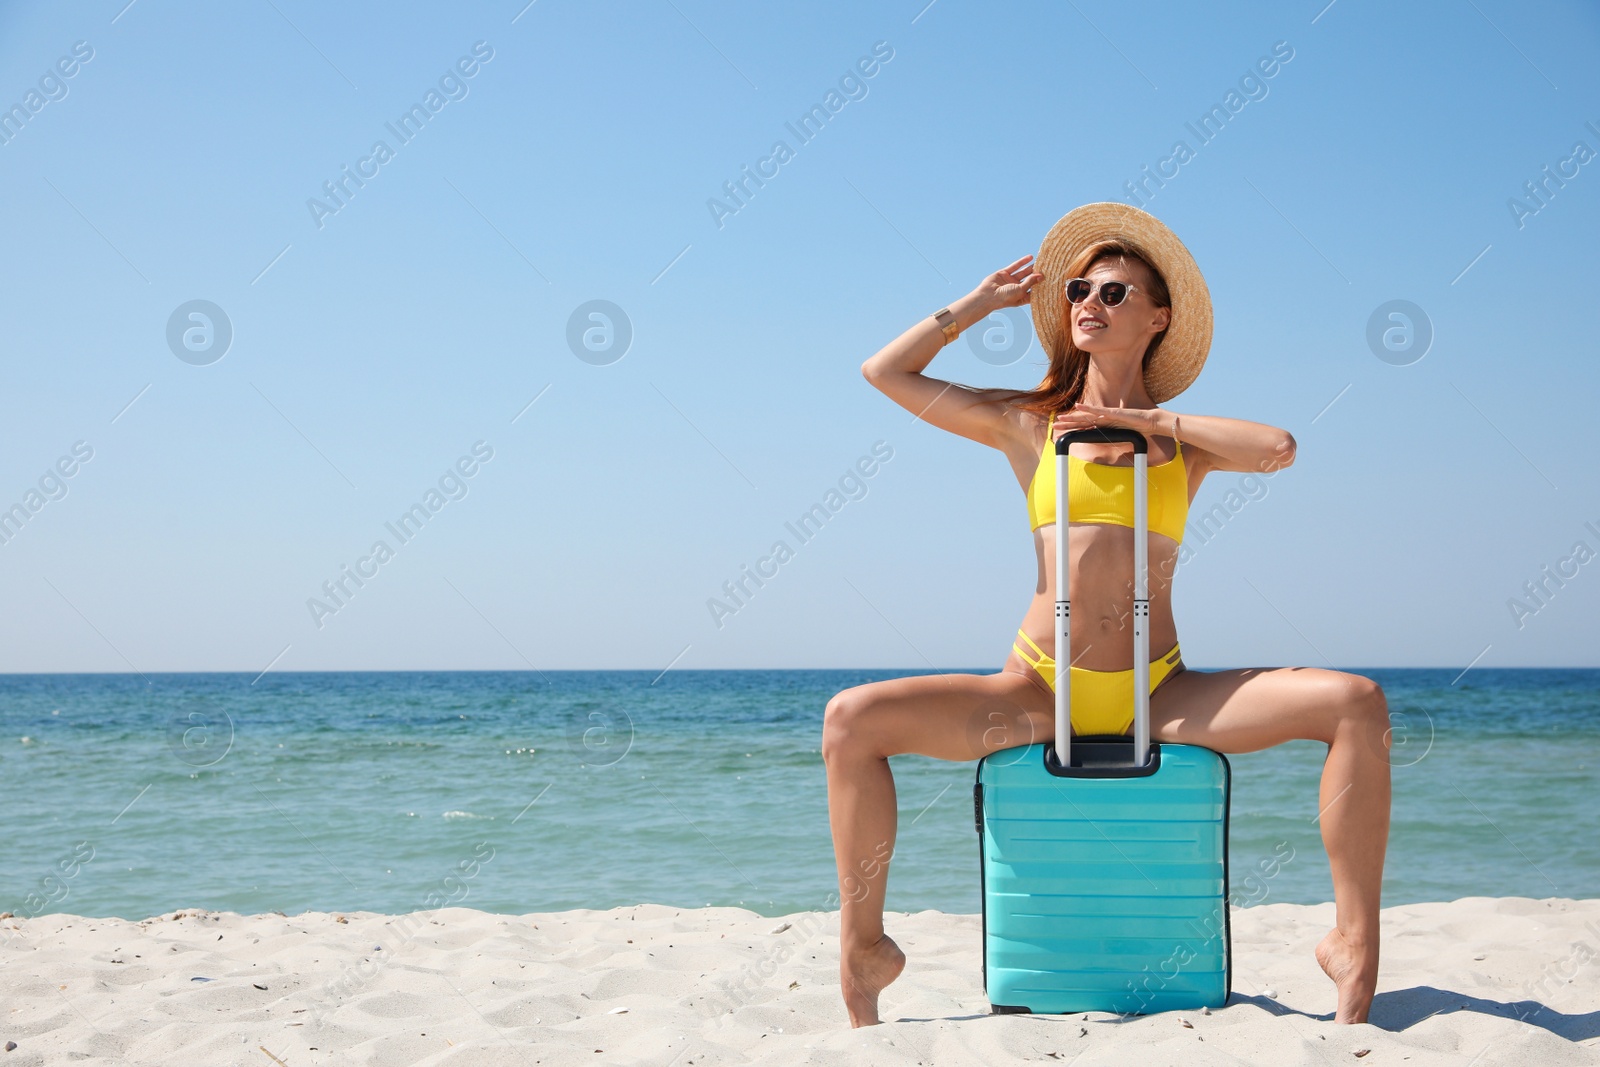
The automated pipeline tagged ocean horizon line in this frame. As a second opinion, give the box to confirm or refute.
[0,664,1595,677]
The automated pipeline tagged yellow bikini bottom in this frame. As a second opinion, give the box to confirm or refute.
[1012,629,1183,736]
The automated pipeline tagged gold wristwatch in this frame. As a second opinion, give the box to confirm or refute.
[933,307,960,345]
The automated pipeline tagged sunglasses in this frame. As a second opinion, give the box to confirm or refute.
[1064,277,1140,307]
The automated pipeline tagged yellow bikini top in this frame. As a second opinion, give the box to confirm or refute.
[1025,412,1190,543]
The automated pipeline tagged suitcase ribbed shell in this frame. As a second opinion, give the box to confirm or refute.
[976,741,1231,1014]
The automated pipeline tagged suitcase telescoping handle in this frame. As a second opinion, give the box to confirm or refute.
[1053,426,1152,770]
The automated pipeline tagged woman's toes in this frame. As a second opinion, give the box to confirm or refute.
[840,934,907,1027]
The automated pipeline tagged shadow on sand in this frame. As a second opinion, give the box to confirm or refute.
[1367,986,1600,1041]
[1231,987,1598,1041]
[907,987,1597,1042]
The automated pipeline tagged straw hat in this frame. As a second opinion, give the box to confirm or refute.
[1030,202,1212,404]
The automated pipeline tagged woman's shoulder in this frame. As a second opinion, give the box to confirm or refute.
[979,391,1050,446]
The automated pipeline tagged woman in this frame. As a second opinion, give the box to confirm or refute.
[826,203,1391,1028]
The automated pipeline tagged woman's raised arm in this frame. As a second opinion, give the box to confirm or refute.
[861,257,1042,451]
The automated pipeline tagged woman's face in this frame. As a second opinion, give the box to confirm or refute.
[1067,256,1170,352]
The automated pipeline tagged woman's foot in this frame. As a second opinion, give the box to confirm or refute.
[1315,927,1379,1023]
[839,933,906,1027]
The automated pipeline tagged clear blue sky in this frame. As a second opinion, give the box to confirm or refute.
[1,0,1596,673]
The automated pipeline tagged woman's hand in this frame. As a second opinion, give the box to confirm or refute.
[972,255,1044,310]
[1051,402,1159,439]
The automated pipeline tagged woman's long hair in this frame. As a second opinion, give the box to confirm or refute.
[1007,242,1172,425]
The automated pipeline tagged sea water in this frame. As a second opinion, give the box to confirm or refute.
[2,668,1596,921]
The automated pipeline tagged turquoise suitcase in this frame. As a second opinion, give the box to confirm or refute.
[975,427,1231,1015]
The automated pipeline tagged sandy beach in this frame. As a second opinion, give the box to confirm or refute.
[2,896,1596,1065]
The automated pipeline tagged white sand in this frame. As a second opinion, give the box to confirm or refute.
[2,897,1597,1066]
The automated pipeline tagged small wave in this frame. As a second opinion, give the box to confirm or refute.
[440,810,493,820]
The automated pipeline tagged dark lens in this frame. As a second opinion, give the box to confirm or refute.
[1100,282,1128,306]
[1065,279,1091,303]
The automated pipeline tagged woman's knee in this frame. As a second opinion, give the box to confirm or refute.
[1332,672,1389,738]
[822,687,879,763]
[1290,670,1388,744]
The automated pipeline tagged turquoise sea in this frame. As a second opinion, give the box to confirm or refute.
[2,668,1596,922]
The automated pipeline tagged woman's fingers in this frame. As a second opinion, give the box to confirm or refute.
[997,271,1044,303]
[1054,406,1110,432]
[992,256,1035,282]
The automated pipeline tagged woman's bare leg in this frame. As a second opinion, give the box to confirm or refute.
[821,669,1051,1027]
[1149,663,1392,1023]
